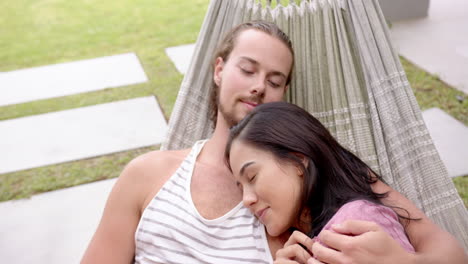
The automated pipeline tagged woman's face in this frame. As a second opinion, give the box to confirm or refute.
[229,140,303,237]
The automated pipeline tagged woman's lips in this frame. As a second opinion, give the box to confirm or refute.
[255,207,268,223]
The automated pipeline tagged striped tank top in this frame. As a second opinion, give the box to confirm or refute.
[134,140,273,264]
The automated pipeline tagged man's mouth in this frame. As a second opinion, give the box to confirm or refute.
[241,100,259,109]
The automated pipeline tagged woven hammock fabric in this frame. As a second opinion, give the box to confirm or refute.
[162,0,468,249]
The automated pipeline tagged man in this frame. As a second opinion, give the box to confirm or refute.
[82,21,466,263]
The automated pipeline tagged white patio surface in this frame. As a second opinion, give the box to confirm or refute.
[165,43,195,75]
[0,53,148,107]
[422,108,468,178]
[0,96,167,174]
[390,0,468,94]
[0,178,117,264]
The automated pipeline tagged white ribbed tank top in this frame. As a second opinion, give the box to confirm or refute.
[134,140,273,264]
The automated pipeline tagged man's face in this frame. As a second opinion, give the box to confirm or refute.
[213,29,293,127]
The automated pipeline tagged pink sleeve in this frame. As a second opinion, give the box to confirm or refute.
[316,200,415,253]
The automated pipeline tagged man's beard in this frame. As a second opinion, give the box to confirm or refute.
[218,95,263,128]
[218,103,239,128]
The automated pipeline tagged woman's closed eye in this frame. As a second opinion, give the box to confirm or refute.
[248,174,256,182]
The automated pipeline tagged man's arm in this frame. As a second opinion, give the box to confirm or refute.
[374,180,467,263]
[81,151,173,263]
[311,180,467,264]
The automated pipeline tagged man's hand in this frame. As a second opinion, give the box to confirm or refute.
[310,220,415,264]
[274,230,315,264]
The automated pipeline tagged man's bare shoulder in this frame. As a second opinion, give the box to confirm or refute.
[115,148,192,209]
[124,148,191,178]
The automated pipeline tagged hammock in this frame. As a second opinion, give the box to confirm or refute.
[161,0,468,249]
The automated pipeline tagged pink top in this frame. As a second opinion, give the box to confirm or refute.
[315,200,415,253]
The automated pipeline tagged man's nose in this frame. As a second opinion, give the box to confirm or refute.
[249,76,266,96]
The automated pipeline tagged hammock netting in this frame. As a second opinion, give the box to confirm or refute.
[161,0,468,249]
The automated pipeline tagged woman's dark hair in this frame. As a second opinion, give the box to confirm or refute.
[225,102,393,237]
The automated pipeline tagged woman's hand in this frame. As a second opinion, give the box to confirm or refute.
[274,230,315,264]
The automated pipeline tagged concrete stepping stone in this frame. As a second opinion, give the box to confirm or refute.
[390,0,468,94]
[0,53,148,107]
[165,43,195,74]
[0,96,167,174]
[422,108,468,178]
[0,178,117,264]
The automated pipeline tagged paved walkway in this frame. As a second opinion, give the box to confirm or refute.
[0,96,167,174]
[0,53,148,107]
[0,179,116,263]
[165,44,196,75]
[422,108,468,178]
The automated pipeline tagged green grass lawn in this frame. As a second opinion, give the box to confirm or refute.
[0,0,466,207]
[0,0,210,119]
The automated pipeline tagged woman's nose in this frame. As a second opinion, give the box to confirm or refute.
[242,187,257,208]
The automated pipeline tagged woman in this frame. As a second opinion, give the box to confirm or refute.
[225,101,416,263]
